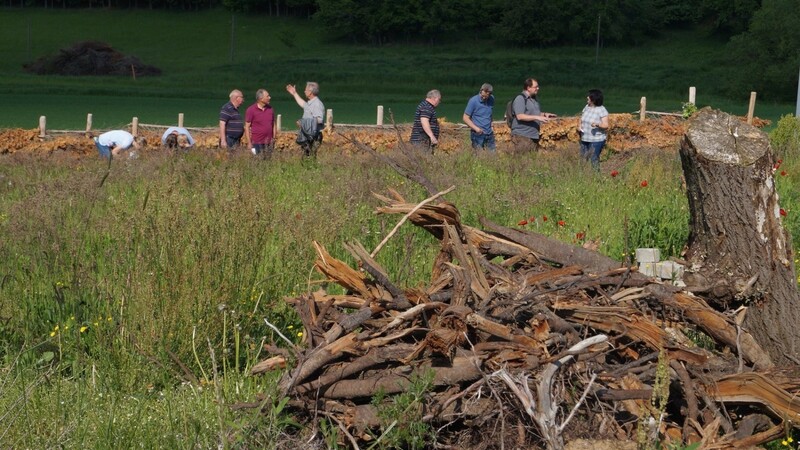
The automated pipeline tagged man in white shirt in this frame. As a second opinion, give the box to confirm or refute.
[93,130,145,158]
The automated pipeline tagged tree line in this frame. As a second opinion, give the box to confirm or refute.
[6,0,762,41]
[6,0,799,101]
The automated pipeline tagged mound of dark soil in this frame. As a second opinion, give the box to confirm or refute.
[23,41,161,77]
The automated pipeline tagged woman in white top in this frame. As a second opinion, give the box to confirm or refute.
[578,89,610,169]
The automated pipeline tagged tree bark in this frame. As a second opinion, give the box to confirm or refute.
[680,108,800,366]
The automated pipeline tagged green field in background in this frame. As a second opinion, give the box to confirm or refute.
[0,8,795,130]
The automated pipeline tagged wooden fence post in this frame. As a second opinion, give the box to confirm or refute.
[747,92,757,125]
[131,117,139,136]
[639,97,647,122]
[38,116,46,137]
[326,109,333,132]
[277,114,282,131]
[377,105,384,126]
[85,113,93,133]
[689,87,696,105]
[178,113,184,128]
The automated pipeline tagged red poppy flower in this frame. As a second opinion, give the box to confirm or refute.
[557,220,566,227]
[610,170,619,177]
[774,163,781,170]
[518,219,528,226]
[780,208,787,217]
[640,180,648,187]
[778,159,783,164]
[576,232,585,240]
[781,171,787,176]
[542,215,548,222]
[529,217,536,223]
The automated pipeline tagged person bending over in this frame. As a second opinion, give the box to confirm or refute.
[92,130,145,158]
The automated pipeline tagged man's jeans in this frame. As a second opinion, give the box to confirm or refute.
[253,142,274,159]
[226,135,242,149]
[470,131,496,151]
[94,138,111,158]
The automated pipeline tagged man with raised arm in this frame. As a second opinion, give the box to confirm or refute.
[286,81,325,158]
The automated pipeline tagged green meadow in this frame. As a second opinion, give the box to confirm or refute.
[0,9,795,130]
[2,8,800,448]
[2,135,800,446]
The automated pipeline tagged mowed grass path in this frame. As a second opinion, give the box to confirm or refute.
[0,9,794,130]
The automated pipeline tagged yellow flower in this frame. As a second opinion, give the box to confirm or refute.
[80,326,88,333]
[782,440,788,446]
[54,325,59,331]
[50,331,56,337]
[287,325,294,330]
[107,317,112,322]
[93,322,99,327]
[297,332,303,337]
[788,437,794,443]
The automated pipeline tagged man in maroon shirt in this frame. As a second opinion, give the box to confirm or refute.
[245,89,277,158]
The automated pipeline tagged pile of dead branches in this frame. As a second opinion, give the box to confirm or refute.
[249,189,800,449]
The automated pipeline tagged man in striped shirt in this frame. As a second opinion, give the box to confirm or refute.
[219,89,244,149]
[410,89,441,153]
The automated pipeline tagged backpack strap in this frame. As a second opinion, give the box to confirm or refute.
[511,93,529,122]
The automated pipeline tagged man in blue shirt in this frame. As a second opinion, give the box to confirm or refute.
[463,83,495,151]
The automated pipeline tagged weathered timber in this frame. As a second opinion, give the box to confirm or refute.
[480,217,623,274]
[320,356,483,399]
[710,372,800,423]
[648,286,772,369]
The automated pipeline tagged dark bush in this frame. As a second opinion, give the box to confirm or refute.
[23,41,161,77]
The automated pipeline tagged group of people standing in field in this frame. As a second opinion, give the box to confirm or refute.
[91,77,610,168]
[90,81,325,160]
[218,82,325,159]
[410,77,610,168]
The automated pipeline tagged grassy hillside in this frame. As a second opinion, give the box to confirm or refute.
[0,8,795,129]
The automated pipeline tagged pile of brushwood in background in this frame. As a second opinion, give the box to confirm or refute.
[23,41,161,77]
[2,114,769,157]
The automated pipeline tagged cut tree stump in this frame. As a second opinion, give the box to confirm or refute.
[680,107,800,366]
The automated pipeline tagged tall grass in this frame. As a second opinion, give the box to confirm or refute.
[0,9,794,129]
[1,138,798,446]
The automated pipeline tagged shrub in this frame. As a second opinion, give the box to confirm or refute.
[770,114,800,160]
